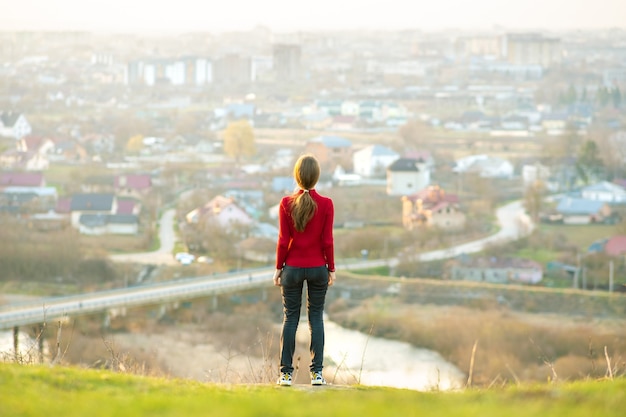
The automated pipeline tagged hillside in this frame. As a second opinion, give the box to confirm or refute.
[1,364,625,417]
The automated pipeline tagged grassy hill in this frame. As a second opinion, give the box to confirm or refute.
[1,363,624,417]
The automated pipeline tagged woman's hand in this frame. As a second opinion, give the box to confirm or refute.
[328,270,336,286]
[272,269,283,286]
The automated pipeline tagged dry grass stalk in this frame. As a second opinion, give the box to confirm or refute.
[467,340,478,388]
[604,346,613,380]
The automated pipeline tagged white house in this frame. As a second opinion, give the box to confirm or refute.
[79,214,138,235]
[186,195,253,228]
[453,154,514,178]
[353,145,399,178]
[522,163,551,189]
[340,100,360,116]
[556,197,611,225]
[581,181,626,204]
[0,112,32,139]
[541,113,568,135]
[386,157,430,196]
[69,193,117,229]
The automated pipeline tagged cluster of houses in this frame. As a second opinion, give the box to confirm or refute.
[5,123,625,235]
[2,108,625,286]
[544,181,626,225]
[0,171,149,235]
[437,104,595,137]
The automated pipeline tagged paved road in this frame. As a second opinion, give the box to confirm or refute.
[110,208,178,265]
[0,200,533,329]
[408,199,533,263]
[109,200,533,268]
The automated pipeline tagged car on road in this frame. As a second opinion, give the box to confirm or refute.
[175,252,195,265]
[196,256,214,264]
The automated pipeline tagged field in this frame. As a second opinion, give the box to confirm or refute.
[538,224,619,251]
[328,273,626,386]
[1,363,624,417]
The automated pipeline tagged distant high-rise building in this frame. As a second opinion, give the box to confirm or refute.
[503,33,562,68]
[165,60,186,85]
[213,54,252,85]
[251,55,273,82]
[455,36,502,58]
[272,44,302,82]
[125,57,213,86]
[191,58,213,85]
[91,52,115,66]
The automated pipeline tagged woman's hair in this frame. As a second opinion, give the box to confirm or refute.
[290,154,320,232]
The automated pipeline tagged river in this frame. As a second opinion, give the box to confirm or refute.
[1,320,466,391]
[298,319,465,391]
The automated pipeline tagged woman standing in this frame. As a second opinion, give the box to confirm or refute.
[273,154,336,386]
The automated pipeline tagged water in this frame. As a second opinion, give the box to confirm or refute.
[0,331,47,363]
[298,319,465,391]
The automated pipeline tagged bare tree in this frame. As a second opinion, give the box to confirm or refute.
[523,180,546,223]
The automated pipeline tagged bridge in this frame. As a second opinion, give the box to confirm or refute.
[0,198,525,328]
[0,259,392,360]
[0,258,389,333]
[1,199,530,356]
[0,267,276,331]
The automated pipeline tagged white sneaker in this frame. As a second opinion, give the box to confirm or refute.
[311,371,326,386]
[277,372,292,386]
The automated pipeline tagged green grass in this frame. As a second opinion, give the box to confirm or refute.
[1,364,625,417]
[352,266,391,275]
[43,164,81,184]
[539,224,616,251]
[514,247,563,264]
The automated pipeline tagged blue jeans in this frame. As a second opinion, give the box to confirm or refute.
[279,265,329,374]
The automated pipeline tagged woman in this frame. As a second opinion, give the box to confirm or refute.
[273,154,336,387]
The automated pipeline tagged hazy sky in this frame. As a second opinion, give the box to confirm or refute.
[1,0,625,33]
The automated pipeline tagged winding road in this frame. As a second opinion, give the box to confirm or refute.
[0,200,533,330]
[108,200,534,268]
[408,199,533,263]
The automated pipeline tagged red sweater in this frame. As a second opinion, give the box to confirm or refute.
[275,189,335,271]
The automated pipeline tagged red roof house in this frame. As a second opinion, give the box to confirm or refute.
[605,235,626,257]
[0,171,45,188]
[115,174,152,195]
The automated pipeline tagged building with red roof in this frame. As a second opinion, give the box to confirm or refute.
[605,235,626,257]
[115,174,152,197]
[402,185,466,231]
[0,171,45,188]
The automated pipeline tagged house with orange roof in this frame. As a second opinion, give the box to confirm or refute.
[402,185,466,231]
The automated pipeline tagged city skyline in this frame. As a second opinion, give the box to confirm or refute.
[0,0,625,34]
